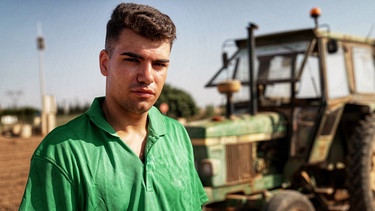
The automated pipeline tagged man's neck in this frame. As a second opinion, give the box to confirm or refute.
[101,99,148,133]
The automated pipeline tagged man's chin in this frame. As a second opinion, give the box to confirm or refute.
[134,102,154,113]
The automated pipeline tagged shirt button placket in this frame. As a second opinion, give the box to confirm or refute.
[145,136,157,192]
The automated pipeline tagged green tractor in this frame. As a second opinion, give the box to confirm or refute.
[185,8,375,210]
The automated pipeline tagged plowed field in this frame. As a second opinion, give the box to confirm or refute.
[0,136,42,211]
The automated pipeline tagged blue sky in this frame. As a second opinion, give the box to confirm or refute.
[1,0,374,109]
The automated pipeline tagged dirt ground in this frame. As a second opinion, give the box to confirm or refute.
[0,135,42,211]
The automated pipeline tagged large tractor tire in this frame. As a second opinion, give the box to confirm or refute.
[263,190,315,211]
[346,114,375,211]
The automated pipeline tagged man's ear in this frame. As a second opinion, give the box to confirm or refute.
[99,50,109,76]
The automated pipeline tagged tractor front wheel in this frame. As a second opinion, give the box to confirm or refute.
[346,114,375,211]
[263,190,315,211]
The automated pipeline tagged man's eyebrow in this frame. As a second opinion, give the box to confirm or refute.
[121,52,143,59]
[121,52,170,63]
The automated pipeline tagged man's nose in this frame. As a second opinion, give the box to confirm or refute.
[137,63,154,84]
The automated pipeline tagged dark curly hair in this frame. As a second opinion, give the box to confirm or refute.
[105,3,176,56]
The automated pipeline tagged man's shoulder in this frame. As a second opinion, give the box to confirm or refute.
[48,113,89,139]
[34,114,92,155]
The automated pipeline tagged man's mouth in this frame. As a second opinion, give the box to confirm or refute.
[132,88,155,98]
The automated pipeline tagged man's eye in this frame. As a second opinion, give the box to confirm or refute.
[153,63,167,67]
[124,58,139,63]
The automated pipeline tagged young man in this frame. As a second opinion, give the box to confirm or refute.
[20,3,208,210]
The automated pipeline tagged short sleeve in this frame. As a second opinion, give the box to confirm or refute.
[19,155,77,211]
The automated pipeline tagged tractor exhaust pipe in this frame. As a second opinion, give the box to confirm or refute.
[247,23,258,115]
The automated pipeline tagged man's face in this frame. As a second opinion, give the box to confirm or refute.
[100,29,171,115]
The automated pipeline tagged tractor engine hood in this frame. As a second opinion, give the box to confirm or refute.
[185,112,287,145]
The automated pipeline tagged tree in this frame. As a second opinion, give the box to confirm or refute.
[155,84,198,119]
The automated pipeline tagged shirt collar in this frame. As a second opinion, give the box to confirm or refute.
[86,97,166,137]
[147,106,167,137]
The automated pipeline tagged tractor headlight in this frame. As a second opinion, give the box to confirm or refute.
[200,159,221,177]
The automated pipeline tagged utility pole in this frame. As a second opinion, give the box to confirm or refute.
[36,23,56,135]
[6,90,23,108]
[37,23,46,100]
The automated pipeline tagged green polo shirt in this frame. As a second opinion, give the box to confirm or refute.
[20,97,208,210]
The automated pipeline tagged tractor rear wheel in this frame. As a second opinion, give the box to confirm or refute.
[263,190,315,211]
[346,114,375,211]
